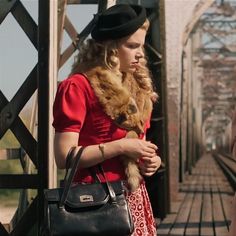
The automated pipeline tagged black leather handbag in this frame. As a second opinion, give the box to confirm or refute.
[42,147,134,236]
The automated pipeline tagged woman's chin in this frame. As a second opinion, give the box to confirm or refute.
[127,68,137,74]
[120,67,137,74]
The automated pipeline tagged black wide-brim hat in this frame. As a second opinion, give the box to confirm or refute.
[91,4,146,41]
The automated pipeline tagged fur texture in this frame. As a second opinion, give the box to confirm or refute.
[121,130,143,191]
[85,66,153,191]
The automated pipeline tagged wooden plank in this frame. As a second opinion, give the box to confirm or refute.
[169,192,194,235]
[185,193,202,235]
[171,168,202,235]
[172,200,183,214]
[157,213,177,235]
[221,193,233,227]
[215,159,234,220]
[158,154,234,236]
[200,170,214,236]
[212,191,229,236]
[185,164,203,236]
[211,163,229,236]
[215,159,234,234]
[199,156,214,235]
[157,193,185,235]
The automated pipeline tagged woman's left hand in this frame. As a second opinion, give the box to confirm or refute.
[138,153,162,177]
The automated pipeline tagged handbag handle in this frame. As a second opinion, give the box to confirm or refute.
[59,146,117,208]
[59,146,85,208]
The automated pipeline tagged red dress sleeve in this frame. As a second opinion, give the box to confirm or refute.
[52,75,87,133]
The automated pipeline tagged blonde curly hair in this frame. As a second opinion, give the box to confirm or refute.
[71,20,157,101]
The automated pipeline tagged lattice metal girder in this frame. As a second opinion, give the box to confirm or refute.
[0,0,17,24]
[198,47,236,54]
[59,43,76,68]
[203,31,228,48]
[59,15,78,67]
[64,16,78,43]
[59,12,99,68]
[202,106,230,113]
[200,20,236,29]
[0,174,39,188]
[58,0,67,64]
[201,98,236,104]
[10,196,38,236]
[58,0,110,68]
[0,65,37,137]
[0,224,8,236]
[0,148,22,160]
[202,101,236,107]
[199,58,236,67]
[11,1,38,49]
[0,91,37,166]
[67,0,98,4]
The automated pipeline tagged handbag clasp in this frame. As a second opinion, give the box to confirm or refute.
[80,195,94,202]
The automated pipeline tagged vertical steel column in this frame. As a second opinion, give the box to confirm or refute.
[159,0,170,215]
[38,0,50,232]
[48,0,58,189]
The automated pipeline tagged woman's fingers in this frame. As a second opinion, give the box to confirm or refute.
[139,165,157,176]
[146,142,158,151]
[139,154,162,176]
[141,153,160,163]
[124,138,158,160]
[141,144,158,157]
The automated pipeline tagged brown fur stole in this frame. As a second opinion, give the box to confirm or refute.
[85,66,153,191]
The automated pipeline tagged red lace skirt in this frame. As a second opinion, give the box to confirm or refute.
[126,182,157,236]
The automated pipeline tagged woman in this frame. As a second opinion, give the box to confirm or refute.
[53,4,161,235]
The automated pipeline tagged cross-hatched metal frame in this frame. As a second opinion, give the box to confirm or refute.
[0,0,168,234]
[0,0,50,235]
[0,0,110,235]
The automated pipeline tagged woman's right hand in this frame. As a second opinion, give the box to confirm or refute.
[120,138,157,160]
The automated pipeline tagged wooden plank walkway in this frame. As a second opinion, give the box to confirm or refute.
[157,153,234,236]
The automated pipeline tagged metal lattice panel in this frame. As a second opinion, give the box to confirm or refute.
[0,1,168,234]
[0,0,49,235]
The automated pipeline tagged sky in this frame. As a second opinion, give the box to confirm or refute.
[0,1,97,100]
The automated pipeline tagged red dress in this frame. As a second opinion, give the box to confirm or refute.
[53,73,157,235]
